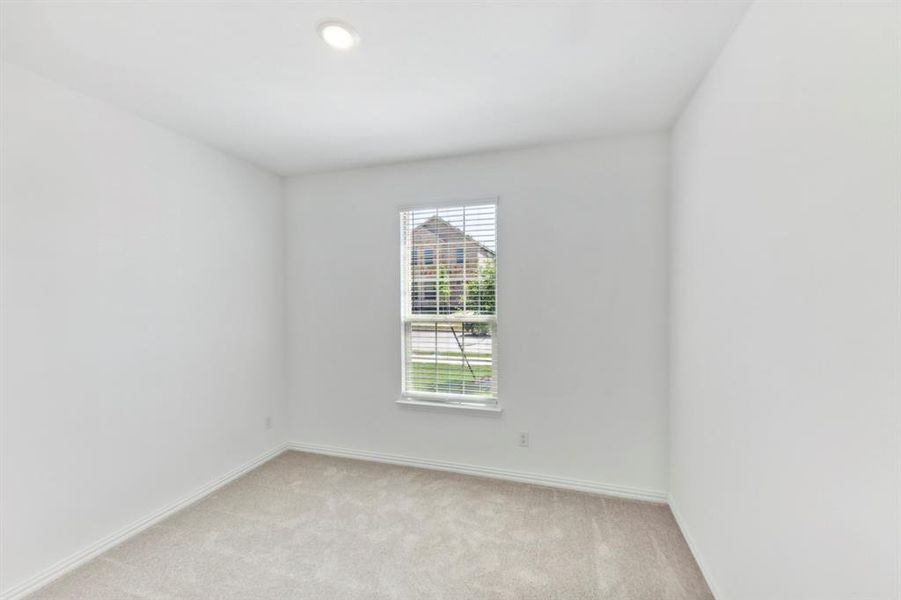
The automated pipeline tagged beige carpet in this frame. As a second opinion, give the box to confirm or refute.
[29,451,712,599]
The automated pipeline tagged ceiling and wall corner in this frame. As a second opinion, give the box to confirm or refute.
[0,1,750,175]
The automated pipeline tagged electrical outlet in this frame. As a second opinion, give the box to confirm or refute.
[265,416,272,430]
[518,431,529,447]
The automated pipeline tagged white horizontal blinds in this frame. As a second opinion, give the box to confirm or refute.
[401,202,497,403]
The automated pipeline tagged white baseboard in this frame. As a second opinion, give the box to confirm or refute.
[1,443,288,600]
[287,441,667,503]
[668,496,721,600]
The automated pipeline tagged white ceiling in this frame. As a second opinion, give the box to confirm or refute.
[1,1,749,175]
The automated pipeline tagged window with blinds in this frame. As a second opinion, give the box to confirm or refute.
[400,202,497,406]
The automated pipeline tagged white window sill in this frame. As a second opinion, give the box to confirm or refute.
[396,398,503,414]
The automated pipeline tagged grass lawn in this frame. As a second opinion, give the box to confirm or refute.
[408,361,493,395]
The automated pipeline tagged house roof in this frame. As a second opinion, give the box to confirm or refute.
[414,216,496,257]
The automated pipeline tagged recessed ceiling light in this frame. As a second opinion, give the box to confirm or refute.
[318,21,359,51]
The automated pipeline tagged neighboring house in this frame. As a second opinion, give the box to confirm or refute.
[410,216,495,313]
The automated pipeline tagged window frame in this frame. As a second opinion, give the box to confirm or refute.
[398,198,500,412]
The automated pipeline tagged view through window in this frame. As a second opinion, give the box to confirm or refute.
[400,202,497,405]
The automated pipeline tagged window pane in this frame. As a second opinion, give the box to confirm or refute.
[404,204,496,317]
[405,321,495,397]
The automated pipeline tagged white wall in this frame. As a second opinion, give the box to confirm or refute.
[670,3,900,599]
[0,63,288,593]
[286,134,670,496]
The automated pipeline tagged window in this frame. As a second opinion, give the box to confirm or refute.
[411,248,418,264]
[401,202,497,407]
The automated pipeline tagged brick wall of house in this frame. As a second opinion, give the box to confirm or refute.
[410,217,492,313]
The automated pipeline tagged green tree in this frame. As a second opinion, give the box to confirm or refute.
[465,260,495,315]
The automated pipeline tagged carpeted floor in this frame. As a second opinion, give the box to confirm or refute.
[29,451,713,599]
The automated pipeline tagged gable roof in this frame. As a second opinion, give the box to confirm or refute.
[414,216,496,257]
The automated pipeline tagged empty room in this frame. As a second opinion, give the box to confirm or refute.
[1,1,898,599]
